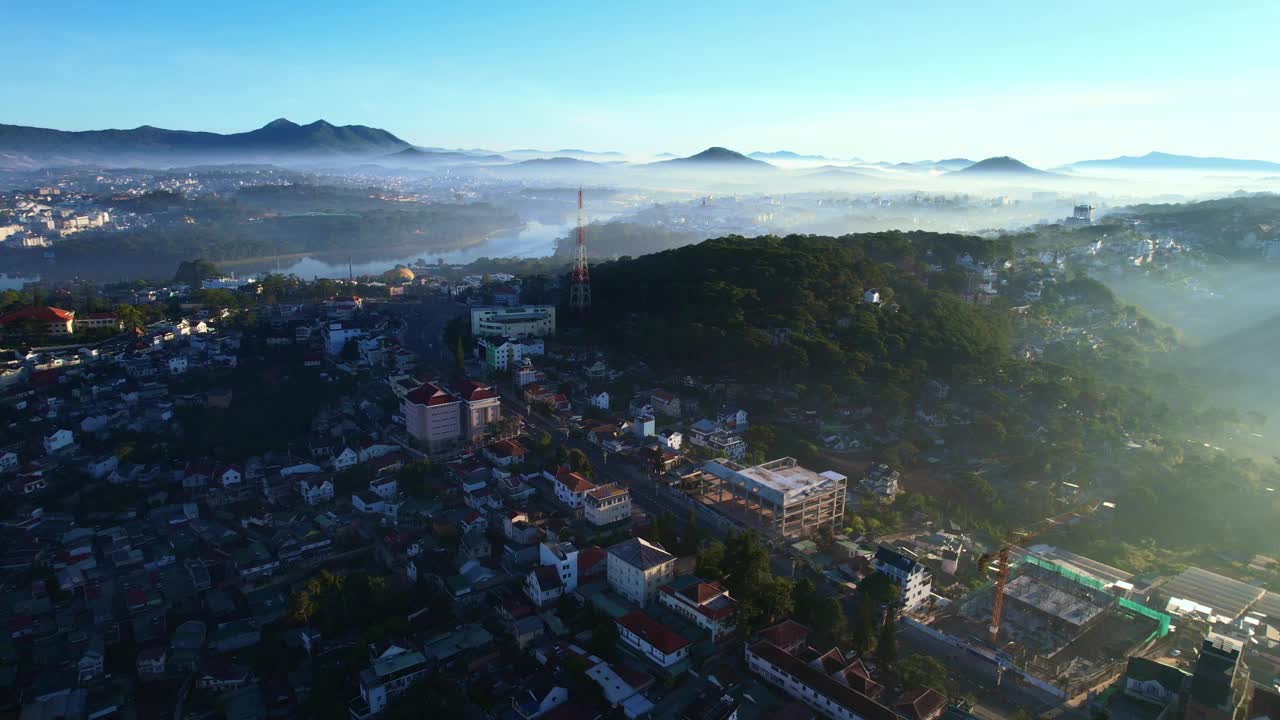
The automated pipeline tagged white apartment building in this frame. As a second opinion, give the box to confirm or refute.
[607,537,675,608]
[350,647,429,719]
[584,485,631,527]
[873,546,932,612]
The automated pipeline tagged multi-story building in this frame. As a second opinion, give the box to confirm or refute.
[617,611,691,669]
[585,484,631,527]
[74,312,120,332]
[700,458,847,539]
[349,646,430,719]
[471,305,556,338]
[479,336,545,371]
[455,380,502,441]
[525,541,580,607]
[403,383,463,455]
[607,537,676,608]
[872,546,932,612]
[0,306,75,335]
[1183,633,1250,720]
[658,576,738,641]
[322,321,364,356]
[553,468,596,509]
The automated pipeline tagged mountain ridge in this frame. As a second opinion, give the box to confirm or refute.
[0,118,413,167]
[1062,151,1280,172]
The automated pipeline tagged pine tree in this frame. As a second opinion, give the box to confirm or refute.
[877,605,898,670]
[852,598,875,654]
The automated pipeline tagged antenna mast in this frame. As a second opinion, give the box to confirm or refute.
[569,187,591,312]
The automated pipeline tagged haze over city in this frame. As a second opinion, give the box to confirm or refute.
[2,4,1280,720]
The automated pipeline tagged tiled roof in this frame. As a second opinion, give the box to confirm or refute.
[750,641,898,720]
[0,306,74,324]
[578,546,607,575]
[757,619,810,651]
[404,382,458,407]
[894,688,947,720]
[607,537,674,571]
[556,469,596,494]
[454,380,498,402]
[487,439,526,457]
[618,611,689,656]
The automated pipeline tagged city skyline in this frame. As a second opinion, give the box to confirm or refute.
[4,0,1280,165]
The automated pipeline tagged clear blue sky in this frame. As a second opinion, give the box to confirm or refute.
[4,0,1277,165]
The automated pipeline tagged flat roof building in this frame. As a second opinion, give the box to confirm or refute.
[701,457,846,539]
[471,305,556,338]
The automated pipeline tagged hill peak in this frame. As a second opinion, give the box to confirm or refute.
[263,118,300,130]
[951,156,1049,176]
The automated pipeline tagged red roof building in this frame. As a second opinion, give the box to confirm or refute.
[616,611,690,667]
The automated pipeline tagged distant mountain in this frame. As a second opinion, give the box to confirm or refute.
[652,147,773,168]
[654,152,678,159]
[555,148,625,157]
[514,157,603,167]
[749,150,830,161]
[1062,151,1280,173]
[383,147,505,163]
[0,118,413,167]
[949,156,1051,176]
[803,166,875,180]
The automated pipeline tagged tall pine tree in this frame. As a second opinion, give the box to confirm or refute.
[877,605,898,671]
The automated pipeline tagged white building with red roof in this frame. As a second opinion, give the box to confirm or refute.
[0,306,75,335]
[658,577,738,641]
[402,382,463,455]
[616,611,690,668]
[550,467,596,509]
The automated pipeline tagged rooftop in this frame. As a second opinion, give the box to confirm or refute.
[703,457,846,505]
[618,611,690,655]
[608,537,674,571]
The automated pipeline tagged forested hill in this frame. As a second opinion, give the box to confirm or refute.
[586,232,1013,383]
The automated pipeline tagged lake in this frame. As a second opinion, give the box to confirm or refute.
[263,219,580,279]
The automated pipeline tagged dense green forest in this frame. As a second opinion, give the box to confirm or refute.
[580,232,1280,566]
[586,232,1013,383]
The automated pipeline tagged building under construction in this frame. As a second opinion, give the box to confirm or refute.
[941,556,1171,698]
[699,457,847,539]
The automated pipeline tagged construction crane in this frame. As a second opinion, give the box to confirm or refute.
[979,499,1103,646]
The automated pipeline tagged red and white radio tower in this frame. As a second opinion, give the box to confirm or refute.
[569,187,591,312]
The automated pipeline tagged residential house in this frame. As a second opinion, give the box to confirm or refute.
[873,546,932,612]
[585,485,631,527]
[651,390,682,417]
[617,611,690,669]
[552,467,596,509]
[607,537,676,608]
[511,677,569,720]
[350,646,429,720]
[590,391,610,411]
[43,428,75,454]
[1123,656,1189,707]
[484,439,527,467]
[658,576,738,641]
[297,475,335,506]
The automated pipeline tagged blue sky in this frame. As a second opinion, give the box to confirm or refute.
[4,0,1277,165]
